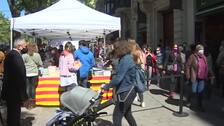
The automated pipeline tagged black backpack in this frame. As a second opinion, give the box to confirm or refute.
[146,54,153,66]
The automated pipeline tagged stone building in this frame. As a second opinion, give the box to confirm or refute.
[98,0,224,53]
[195,0,224,59]
[99,0,194,49]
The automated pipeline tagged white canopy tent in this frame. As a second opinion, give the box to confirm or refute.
[11,0,120,48]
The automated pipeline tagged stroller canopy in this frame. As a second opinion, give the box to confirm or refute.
[60,86,98,115]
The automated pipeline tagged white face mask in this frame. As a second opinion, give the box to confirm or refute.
[198,49,204,54]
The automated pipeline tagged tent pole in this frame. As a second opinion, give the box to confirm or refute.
[10,18,14,50]
[119,30,121,38]
[103,32,106,59]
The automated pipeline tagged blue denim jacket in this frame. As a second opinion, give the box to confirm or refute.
[104,54,136,94]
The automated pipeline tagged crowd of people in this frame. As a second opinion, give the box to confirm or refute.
[137,41,224,112]
[102,39,224,124]
[0,37,224,126]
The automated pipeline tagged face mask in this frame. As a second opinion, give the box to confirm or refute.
[21,48,28,54]
[198,49,204,55]
[174,52,178,56]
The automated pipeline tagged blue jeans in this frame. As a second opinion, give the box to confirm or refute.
[26,76,38,99]
[80,77,89,88]
[192,79,205,93]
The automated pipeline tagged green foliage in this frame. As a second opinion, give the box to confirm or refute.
[7,0,58,17]
[0,12,10,44]
[7,0,58,40]
[78,0,97,8]
[21,0,58,14]
[86,0,97,8]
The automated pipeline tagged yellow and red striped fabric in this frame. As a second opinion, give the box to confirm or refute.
[88,75,112,103]
[36,75,112,106]
[35,77,60,106]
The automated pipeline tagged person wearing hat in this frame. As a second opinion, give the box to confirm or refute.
[186,44,208,111]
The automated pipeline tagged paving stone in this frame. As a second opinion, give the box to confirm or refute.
[6,84,223,126]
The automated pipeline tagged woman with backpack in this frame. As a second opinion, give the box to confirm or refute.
[103,39,137,126]
[128,40,146,107]
[144,47,157,87]
[186,44,208,111]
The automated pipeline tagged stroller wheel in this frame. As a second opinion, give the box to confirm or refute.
[80,122,95,126]
[48,120,64,126]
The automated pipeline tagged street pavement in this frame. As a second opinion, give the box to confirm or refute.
[1,85,224,126]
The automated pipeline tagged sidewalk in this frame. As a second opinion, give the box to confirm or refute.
[1,84,223,126]
[98,85,224,126]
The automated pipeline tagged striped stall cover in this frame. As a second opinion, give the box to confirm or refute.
[36,77,60,106]
[88,76,112,103]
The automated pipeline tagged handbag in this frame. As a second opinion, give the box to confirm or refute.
[167,64,173,71]
[117,86,134,103]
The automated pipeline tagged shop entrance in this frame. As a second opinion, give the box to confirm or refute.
[199,11,224,60]
[163,11,174,47]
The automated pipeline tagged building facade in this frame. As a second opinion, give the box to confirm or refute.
[100,0,224,53]
[101,0,195,49]
[195,0,224,59]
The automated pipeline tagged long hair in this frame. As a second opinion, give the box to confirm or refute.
[127,39,144,65]
[64,42,74,53]
[113,39,131,58]
[27,43,38,56]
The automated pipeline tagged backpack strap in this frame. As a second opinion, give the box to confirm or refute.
[117,86,135,102]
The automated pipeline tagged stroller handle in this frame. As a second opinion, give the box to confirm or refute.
[89,83,106,105]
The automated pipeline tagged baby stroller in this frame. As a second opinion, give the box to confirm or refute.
[46,86,108,126]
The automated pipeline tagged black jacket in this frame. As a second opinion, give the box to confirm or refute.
[1,49,28,102]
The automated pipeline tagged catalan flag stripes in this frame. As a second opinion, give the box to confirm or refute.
[35,77,60,106]
[88,76,112,103]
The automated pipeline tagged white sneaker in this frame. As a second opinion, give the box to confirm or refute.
[134,96,138,102]
[141,102,145,108]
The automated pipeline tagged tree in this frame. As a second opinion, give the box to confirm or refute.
[21,0,58,14]
[7,0,57,17]
[85,0,97,8]
[0,12,10,44]
[78,0,97,8]
[7,0,57,39]
[7,0,23,17]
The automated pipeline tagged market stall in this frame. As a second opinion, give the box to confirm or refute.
[10,0,120,107]
[88,68,113,103]
[10,0,120,48]
[35,66,113,106]
[35,66,60,106]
